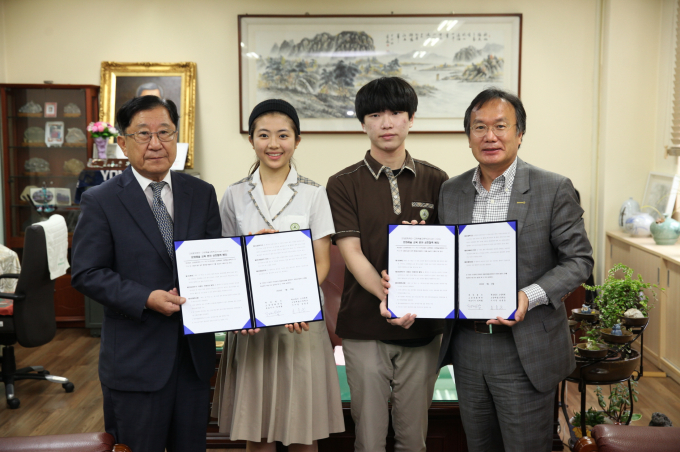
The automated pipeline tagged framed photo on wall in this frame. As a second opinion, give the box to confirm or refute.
[238,14,522,133]
[99,62,197,168]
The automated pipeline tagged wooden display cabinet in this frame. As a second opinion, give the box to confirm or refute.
[0,84,100,327]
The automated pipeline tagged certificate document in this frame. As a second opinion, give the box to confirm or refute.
[244,231,323,327]
[457,221,518,320]
[386,221,517,320]
[386,224,457,319]
[175,230,323,334]
[175,237,253,334]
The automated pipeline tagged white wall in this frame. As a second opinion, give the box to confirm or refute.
[0,0,598,201]
[0,1,6,83]
[0,0,675,281]
[594,0,675,279]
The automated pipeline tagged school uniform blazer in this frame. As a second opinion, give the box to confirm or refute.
[437,158,594,392]
[71,167,222,392]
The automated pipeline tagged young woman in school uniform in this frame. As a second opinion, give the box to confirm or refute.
[211,99,344,452]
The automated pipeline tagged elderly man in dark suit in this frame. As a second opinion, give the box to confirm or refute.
[72,96,221,452]
[436,88,594,451]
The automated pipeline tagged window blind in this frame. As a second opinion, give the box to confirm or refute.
[669,0,680,156]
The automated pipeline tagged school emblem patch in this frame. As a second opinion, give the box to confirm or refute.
[420,209,429,220]
[290,223,300,230]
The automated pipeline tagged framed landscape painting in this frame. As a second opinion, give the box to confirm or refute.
[238,14,522,133]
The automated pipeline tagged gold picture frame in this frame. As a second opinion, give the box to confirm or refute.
[99,62,197,168]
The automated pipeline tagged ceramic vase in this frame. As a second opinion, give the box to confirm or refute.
[94,137,108,159]
[624,213,654,237]
[619,198,640,230]
[650,215,680,245]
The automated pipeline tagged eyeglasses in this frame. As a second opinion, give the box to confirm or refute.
[471,123,516,138]
[124,129,177,144]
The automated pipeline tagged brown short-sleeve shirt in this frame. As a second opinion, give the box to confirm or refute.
[326,150,449,340]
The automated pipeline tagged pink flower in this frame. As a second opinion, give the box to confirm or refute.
[97,124,105,132]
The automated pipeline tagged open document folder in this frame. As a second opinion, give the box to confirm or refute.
[387,221,518,320]
[175,229,323,334]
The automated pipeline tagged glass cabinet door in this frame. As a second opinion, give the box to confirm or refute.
[1,84,99,248]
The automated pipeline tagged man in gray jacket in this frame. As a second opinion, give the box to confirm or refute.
[436,88,593,452]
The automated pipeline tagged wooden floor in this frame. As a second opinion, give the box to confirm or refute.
[558,358,680,447]
[2,328,679,451]
[0,328,235,451]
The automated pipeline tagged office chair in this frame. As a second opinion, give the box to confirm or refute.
[0,224,74,409]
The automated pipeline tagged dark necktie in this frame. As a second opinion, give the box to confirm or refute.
[149,181,174,261]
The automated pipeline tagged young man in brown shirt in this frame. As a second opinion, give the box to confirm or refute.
[326,77,449,452]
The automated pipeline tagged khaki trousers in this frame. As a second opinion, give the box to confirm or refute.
[342,336,441,452]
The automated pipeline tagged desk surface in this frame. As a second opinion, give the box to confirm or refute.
[607,229,680,265]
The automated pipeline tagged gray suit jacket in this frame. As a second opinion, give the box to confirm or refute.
[437,158,593,392]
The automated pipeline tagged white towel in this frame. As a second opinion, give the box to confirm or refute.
[35,214,69,280]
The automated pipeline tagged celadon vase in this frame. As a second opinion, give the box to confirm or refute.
[650,215,680,245]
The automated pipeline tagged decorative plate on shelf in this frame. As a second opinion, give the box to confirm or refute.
[24,157,50,174]
[63,158,85,175]
[64,127,87,147]
[18,101,42,117]
[23,126,45,144]
[63,102,81,117]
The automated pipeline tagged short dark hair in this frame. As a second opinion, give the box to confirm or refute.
[464,88,526,138]
[115,95,179,133]
[355,77,418,123]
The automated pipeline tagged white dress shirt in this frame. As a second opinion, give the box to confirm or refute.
[471,158,548,310]
[130,167,174,221]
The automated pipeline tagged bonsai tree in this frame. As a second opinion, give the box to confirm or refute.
[583,263,660,329]
[579,322,603,347]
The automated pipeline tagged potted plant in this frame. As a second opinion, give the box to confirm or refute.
[570,407,606,438]
[596,380,642,424]
[583,263,660,333]
[570,381,641,439]
[569,264,659,381]
[576,325,609,358]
